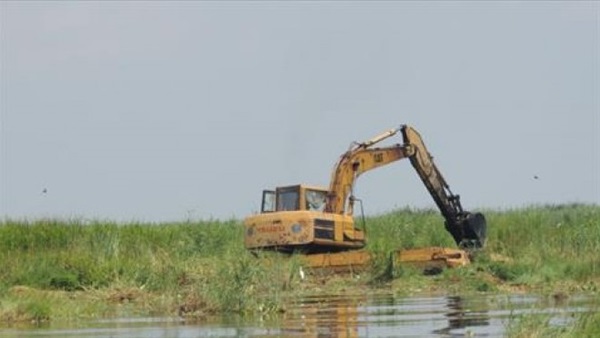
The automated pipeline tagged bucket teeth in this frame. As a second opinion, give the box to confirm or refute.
[460,212,487,249]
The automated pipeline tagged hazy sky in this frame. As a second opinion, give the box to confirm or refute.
[1,1,598,221]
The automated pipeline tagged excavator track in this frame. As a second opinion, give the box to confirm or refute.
[302,247,470,273]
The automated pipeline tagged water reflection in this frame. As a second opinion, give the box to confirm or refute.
[282,294,363,337]
[1,293,596,337]
[280,294,496,337]
[281,293,593,338]
[432,296,490,336]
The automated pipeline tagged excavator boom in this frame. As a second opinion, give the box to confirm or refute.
[325,140,414,215]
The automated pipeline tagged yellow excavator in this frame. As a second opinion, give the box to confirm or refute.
[244,125,487,269]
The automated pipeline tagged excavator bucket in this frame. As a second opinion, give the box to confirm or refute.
[459,212,487,249]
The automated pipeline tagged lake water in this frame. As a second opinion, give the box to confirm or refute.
[1,293,596,337]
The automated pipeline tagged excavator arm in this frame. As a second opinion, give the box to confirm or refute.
[324,125,487,249]
[401,126,487,248]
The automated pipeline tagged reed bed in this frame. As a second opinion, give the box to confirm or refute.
[0,204,598,330]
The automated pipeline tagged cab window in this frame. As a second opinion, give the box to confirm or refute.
[306,189,327,212]
[277,189,299,211]
[261,190,275,213]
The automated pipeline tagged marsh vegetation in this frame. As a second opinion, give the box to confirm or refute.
[0,204,598,336]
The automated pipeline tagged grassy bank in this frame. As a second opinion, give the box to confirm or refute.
[0,204,599,329]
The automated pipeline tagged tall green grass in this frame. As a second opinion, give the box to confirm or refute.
[485,204,600,286]
[0,219,243,291]
[0,218,299,321]
[365,207,457,250]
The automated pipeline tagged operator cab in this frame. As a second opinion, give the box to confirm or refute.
[245,184,365,252]
[261,185,328,213]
